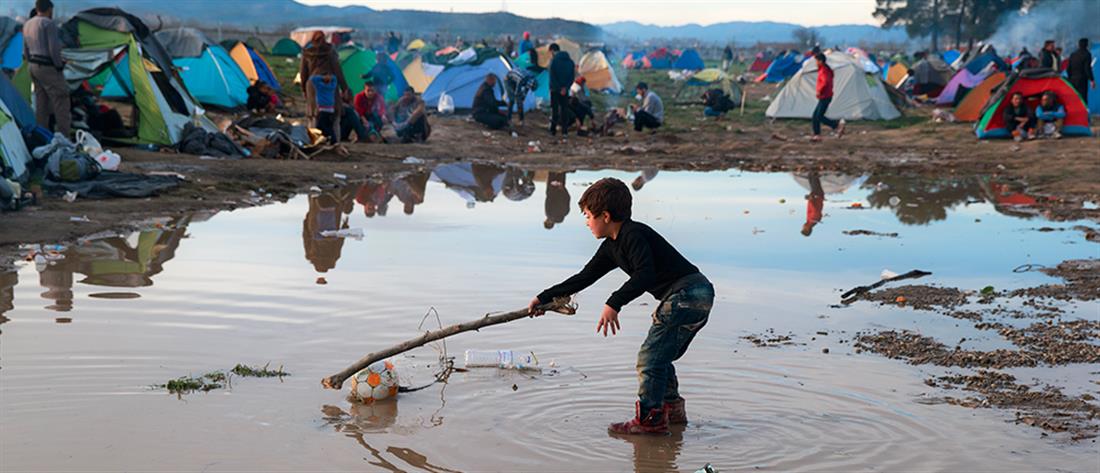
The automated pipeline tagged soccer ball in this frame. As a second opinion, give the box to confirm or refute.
[350,360,399,403]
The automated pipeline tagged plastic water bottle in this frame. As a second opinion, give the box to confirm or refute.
[464,350,540,371]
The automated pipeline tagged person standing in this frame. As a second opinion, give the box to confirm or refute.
[504,67,537,125]
[722,44,733,71]
[518,32,534,56]
[22,0,70,136]
[548,43,575,136]
[810,52,845,142]
[1067,38,1095,106]
[1039,40,1060,72]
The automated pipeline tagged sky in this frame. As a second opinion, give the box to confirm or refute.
[296,0,881,27]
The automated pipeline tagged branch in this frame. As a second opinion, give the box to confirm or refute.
[321,297,576,390]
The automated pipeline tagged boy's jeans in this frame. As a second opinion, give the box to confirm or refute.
[637,275,715,413]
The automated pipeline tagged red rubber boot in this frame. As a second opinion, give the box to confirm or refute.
[608,401,669,435]
[664,398,687,425]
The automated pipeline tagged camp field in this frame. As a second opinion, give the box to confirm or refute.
[1,55,1097,257]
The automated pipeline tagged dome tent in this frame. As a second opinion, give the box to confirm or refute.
[975,69,1091,138]
[155,28,250,109]
[766,51,900,121]
[271,38,302,57]
[422,55,536,112]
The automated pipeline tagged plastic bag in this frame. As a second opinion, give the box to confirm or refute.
[437,92,455,114]
[93,150,122,171]
[75,130,103,156]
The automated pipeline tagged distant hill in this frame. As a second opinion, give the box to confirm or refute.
[2,0,601,40]
[602,21,911,46]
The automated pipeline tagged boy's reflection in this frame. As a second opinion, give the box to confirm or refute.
[801,171,825,237]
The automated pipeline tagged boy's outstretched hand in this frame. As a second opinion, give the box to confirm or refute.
[528,297,545,317]
[597,305,620,336]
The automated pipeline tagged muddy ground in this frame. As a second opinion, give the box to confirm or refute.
[3,79,1098,268]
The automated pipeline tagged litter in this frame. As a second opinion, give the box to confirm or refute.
[69,215,92,223]
[63,191,78,203]
[403,156,425,164]
[464,349,540,372]
[333,173,347,180]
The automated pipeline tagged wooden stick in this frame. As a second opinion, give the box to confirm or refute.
[840,269,932,303]
[321,297,575,390]
[739,88,747,116]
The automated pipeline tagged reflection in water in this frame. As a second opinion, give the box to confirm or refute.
[321,402,460,473]
[863,175,985,225]
[1,270,15,318]
[613,426,685,473]
[431,163,508,208]
[631,169,659,191]
[35,216,194,312]
[303,187,356,274]
[544,171,571,230]
[799,171,826,237]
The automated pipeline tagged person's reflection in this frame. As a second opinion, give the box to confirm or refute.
[431,162,507,208]
[1,270,18,318]
[631,169,659,191]
[544,171,570,229]
[612,425,686,473]
[471,163,507,203]
[356,180,391,218]
[303,188,355,274]
[389,171,429,215]
[801,171,825,236]
[38,255,74,311]
[502,167,535,202]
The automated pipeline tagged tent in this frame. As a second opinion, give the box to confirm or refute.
[270,38,302,57]
[60,8,216,146]
[0,17,22,72]
[1090,44,1100,116]
[647,48,675,69]
[513,51,550,104]
[422,56,536,112]
[402,55,442,93]
[673,49,705,71]
[577,50,622,93]
[622,51,651,70]
[941,50,962,66]
[884,62,909,87]
[749,53,770,72]
[758,50,802,83]
[910,55,953,96]
[155,28,250,109]
[290,26,354,47]
[953,71,1005,122]
[846,48,880,74]
[245,36,267,54]
[675,68,742,104]
[766,51,900,121]
[975,69,1091,138]
[535,37,582,69]
[0,76,32,184]
[225,40,281,91]
[936,64,996,106]
[339,46,409,102]
[406,39,426,51]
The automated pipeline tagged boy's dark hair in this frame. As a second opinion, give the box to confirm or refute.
[814,52,827,62]
[549,43,560,52]
[1011,91,1024,100]
[36,0,53,13]
[578,178,632,222]
[1080,38,1089,49]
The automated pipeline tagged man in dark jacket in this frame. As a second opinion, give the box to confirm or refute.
[1067,38,1095,106]
[548,43,576,136]
[1039,40,1061,72]
[472,74,509,130]
[300,32,349,100]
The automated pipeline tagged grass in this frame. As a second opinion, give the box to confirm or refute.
[231,363,290,378]
[157,363,289,395]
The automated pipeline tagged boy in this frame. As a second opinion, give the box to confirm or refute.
[528,178,714,435]
[811,52,845,142]
[1034,91,1065,139]
[1003,92,1035,141]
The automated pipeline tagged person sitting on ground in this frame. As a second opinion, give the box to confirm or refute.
[504,67,538,126]
[629,82,663,132]
[472,74,510,131]
[810,52,845,142]
[392,87,431,143]
[340,102,370,143]
[1003,91,1036,141]
[246,81,277,114]
[354,83,388,136]
[1034,91,1065,139]
[527,177,715,435]
[569,76,595,134]
[701,88,735,119]
[307,73,340,142]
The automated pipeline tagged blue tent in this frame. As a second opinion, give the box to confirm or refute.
[0,73,34,129]
[962,51,1009,75]
[673,49,705,70]
[175,46,250,109]
[245,45,281,92]
[1090,45,1100,116]
[422,56,537,112]
[761,51,803,83]
[1,31,22,71]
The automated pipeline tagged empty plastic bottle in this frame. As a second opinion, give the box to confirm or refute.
[464,350,540,371]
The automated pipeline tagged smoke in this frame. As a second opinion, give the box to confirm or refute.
[986,0,1100,53]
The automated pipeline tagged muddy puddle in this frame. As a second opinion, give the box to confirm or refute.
[2,166,1097,471]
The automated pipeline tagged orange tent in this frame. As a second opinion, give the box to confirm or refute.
[954,72,1006,122]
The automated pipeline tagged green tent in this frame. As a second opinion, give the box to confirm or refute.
[338,46,407,102]
[60,8,215,146]
[270,38,301,57]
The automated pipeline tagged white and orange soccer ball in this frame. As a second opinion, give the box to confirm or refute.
[350,360,399,403]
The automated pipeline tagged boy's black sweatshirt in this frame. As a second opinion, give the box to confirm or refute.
[537,220,702,312]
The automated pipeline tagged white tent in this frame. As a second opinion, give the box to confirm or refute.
[766,51,900,121]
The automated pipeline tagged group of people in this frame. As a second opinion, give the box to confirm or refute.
[471,42,665,137]
[299,32,430,144]
[1004,37,1094,141]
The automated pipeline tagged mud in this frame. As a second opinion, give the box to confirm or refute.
[859,284,970,310]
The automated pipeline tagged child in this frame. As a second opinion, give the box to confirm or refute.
[1003,91,1035,141]
[307,73,340,142]
[1034,91,1065,139]
[528,178,714,435]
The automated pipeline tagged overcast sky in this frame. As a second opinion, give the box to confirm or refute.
[296,0,881,27]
